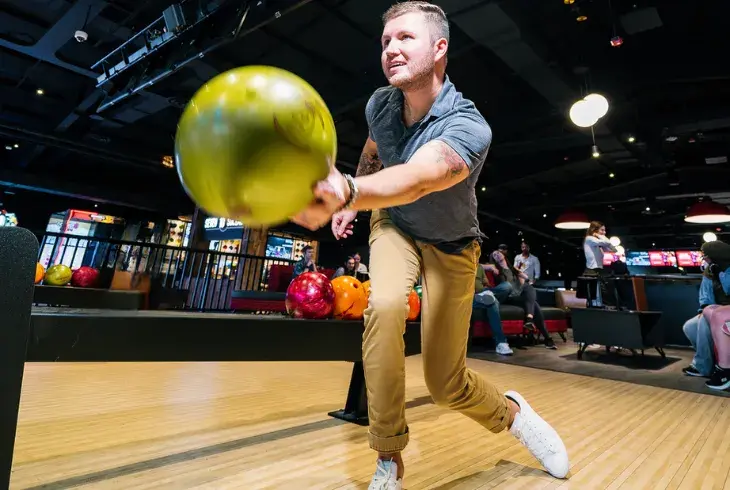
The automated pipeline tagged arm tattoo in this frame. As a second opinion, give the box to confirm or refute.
[356,149,382,177]
[434,142,467,179]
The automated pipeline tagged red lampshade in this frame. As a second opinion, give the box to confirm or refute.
[555,210,590,230]
[685,201,730,224]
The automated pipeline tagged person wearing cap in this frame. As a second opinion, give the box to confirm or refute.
[682,240,730,382]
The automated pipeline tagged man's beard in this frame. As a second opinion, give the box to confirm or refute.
[388,58,434,91]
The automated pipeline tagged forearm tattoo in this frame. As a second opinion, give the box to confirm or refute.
[356,149,382,177]
[434,142,467,179]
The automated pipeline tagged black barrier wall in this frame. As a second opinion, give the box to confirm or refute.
[36,232,294,311]
[0,227,39,488]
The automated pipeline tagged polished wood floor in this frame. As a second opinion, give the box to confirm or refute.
[11,356,730,489]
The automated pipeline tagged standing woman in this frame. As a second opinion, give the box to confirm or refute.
[583,221,617,305]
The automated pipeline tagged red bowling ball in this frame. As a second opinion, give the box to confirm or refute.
[70,266,100,288]
[285,271,335,319]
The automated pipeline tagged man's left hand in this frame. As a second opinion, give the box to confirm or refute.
[290,166,350,230]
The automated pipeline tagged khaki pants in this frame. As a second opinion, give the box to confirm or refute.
[364,210,510,453]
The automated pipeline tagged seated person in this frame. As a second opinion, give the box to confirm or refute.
[490,245,557,349]
[352,253,369,280]
[332,256,357,279]
[292,245,317,280]
[683,240,730,382]
[480,262,512,302]
[473,264,513,356]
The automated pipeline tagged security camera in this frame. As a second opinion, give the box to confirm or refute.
[74,30,88,43]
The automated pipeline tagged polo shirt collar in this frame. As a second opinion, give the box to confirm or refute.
[388,75,456,122]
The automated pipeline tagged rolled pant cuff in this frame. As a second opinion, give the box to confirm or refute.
[368,428,410,453]
[489,411,510,434]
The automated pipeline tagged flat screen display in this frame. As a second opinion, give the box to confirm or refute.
[626,251,651,266]
[676,250,703,267]
[602,252,625,266]
[265,235,294,259]
[648,250,677,267]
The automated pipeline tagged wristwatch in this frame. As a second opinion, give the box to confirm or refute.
[342,174,359,210]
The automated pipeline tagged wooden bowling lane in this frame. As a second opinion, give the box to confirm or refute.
[11,357,730,489]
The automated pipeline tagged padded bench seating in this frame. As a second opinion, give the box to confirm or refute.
[230,264,575,342]
[230,290,287,313]
[471,304,569,341]
[230,263,336,312]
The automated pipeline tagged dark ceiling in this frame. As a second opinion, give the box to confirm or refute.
[1,0,729,252]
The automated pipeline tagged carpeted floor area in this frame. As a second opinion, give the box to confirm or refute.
[468,330,730,398]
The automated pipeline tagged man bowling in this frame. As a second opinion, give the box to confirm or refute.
[292,2,569,488]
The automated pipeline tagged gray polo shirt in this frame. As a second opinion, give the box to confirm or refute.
[365,76,491,254]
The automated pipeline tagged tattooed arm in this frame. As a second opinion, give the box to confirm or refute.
[356,137,382,177]
[347,139,473,211]
[295,116,490,234]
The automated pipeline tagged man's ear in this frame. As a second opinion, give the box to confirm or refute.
[434,38,448,62]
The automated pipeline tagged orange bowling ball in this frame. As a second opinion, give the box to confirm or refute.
[361,280,371,298]
[407,290,420,321]
[34,263,45,284]
[331,276,368,320]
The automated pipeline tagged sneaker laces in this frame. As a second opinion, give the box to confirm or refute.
[518,415,556,459]
[371,460,398,490]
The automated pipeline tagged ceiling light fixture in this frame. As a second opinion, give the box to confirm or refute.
[592,145,600,158]
[36,88,44,95]
[569,93,609,128]
[703,232,718,243]
[685,201,730,224]
[555,210,590,230]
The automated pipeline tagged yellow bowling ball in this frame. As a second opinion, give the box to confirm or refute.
[175,65,337,226]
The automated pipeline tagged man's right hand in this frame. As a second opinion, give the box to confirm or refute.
[332,209,358,240]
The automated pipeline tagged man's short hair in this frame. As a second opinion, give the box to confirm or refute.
[382,1,450,43]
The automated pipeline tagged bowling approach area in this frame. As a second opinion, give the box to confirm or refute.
[11,356,730,489]
[2,228,730,490]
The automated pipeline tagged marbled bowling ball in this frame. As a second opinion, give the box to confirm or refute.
[71,266,100,288]
[331,276,368,320]
[407,290,421,321]
[44,264,72,286]
[175,65,337,227]
[34,263,45,284]
[285,271,335,319]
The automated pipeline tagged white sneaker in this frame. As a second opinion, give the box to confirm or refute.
[368,459,402,490]
[506,391,569,478]
[496,342,514,356]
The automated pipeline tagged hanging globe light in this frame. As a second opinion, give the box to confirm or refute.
[584,93,609,119]
[703,232,718,243]
[615,245,625,255]
[569,100,599,128]
[609,236,621,247]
